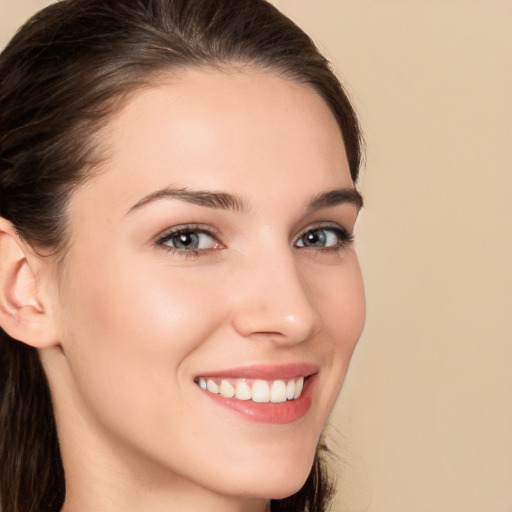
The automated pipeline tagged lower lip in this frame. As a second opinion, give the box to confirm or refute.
[199,375,316,425]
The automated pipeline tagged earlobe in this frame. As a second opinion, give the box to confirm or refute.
[0,218,59,348]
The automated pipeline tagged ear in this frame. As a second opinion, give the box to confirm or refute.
[0,218,59,348]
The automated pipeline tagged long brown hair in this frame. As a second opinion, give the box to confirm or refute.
[0,1,362,511]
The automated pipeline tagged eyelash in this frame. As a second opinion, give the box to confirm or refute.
[156,223,354,259]
[156,224,221,258]
[295,224,354,252]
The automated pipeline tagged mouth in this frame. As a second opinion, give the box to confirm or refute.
[195,376,305,403]
[193,364,318,424]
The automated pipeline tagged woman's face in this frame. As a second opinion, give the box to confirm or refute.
[44,68,365,509]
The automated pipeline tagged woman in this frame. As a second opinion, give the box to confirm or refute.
[0,1,365,511]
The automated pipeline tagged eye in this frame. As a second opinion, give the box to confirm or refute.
[295,226,353,249]
[157,227,220,252]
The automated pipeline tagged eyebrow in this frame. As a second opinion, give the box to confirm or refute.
[306,188,363,212]
[126,186,363,216]
[127,187,248,215]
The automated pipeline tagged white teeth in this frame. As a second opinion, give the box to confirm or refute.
[252,380,270,403]
[293,377,304,399]
[199,376,307,403]
[286,379,295,400]
[206,379,220,394]
[235,380,251,400]
[270,380,287,403]
[219,380,235,398]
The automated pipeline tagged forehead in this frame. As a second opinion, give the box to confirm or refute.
[72,68,352,216]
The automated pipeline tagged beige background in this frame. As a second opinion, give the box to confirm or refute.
[1,1,511,511]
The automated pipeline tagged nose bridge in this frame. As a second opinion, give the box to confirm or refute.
[230,244,321,343]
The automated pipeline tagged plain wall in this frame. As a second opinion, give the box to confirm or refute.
[2,1,511,511]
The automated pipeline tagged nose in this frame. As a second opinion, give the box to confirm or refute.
[230,251,322,345]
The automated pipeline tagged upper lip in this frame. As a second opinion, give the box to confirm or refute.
[195,363,319,381]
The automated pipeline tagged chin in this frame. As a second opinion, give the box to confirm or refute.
[250,470,312,501]
[224,447,317,501]
[264,475,311,501]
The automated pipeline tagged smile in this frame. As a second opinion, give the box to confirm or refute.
[196,376,305,403]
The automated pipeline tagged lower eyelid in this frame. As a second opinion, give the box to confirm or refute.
[159,246,205,260]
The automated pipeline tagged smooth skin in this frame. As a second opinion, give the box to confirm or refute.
[0,68,365,512]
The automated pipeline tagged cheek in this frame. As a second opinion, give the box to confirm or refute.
[310,254,366,354]
[298,254,365,421]
[56,249,228,417]
[65,251,222,349]
[337,262,365,350]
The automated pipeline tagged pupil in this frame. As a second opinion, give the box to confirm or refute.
[176,232,198,249]
[305,229,325,247]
